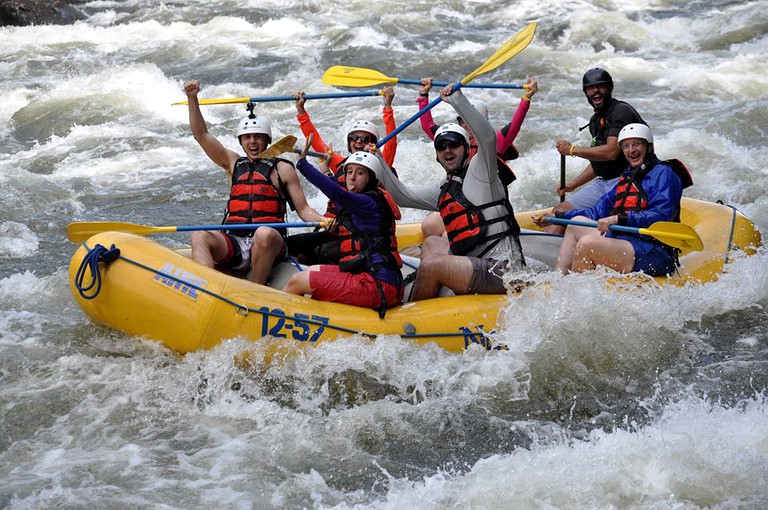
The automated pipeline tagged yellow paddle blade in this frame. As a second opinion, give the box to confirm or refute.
[642,221,704,252]
[257,135,299,160]
[462,22,537,84]
[172,97,252,106]
[67,222,175,243]
[322,66,397,88]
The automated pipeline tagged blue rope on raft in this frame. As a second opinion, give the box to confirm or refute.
[717,200,739,265]
[73,241,473,341]
[74,243,121,299]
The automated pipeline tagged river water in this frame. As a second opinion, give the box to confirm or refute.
[1,0,767,508]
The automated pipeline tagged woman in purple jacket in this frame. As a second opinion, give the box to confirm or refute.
[283,139,404,314]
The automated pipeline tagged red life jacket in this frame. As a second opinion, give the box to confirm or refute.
[438,168,521,257]
[611,158,693,216]
[223,157,291,236]
[337,187,402,275]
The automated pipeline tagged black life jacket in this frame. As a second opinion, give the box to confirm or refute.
[223,157,293,236]
[438,167,521,257]
[336,187,402,276]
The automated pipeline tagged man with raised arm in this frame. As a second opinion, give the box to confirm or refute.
[375,84,526,300]
[183,79,322,284]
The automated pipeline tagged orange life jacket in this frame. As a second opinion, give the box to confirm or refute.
[438,168,521,257]
[611,158,693,217]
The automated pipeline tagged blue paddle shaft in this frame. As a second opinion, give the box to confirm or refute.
[247,91,382,103]
[546,217,643,236]
[377,83,462,148]
[176,222,321,233]
[396,78,524,89]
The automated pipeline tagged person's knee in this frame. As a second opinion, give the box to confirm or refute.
[421,235,449,259]
[572,235,601,267]
[577,234,602,253]
[191,230,209,246]
[283,272,301,293]
[252,228,283,253]
[421,213,445,237]
[191,231,218,251]
[417,255,447,279]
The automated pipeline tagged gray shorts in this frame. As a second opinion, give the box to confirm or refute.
[567,177,618,209]
[467,257,509,294]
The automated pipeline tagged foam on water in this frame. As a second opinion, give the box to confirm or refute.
[362,394,768,510]
[0,222,39,259]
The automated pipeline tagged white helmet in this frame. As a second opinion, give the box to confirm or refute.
[434,123,470,149]
[470,98,489,119]
[618,123,653,144]
[237,115,272,141]
[346,120,380,141]
[343,151,384,181]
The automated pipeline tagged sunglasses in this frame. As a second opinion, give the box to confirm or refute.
[348,134,375,144]
[436,140,462,151]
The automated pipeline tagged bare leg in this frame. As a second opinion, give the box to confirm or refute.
[413,251,474,300]
[421,211,447,238]
[191,231,229,268]
[555,220,601,274]
[250,227,287,284]
[571,235,635,273]
[283,265,321,295]
[419,235,450,258]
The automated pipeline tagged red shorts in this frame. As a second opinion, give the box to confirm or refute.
[309,265,403,308]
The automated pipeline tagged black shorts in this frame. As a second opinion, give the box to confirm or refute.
[285,231,342,265]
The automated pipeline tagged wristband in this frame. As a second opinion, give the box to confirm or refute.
[419,93,429,97]
[521,96,531,102]
[569,144,575,157]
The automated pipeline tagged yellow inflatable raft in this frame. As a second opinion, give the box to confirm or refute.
[69,198,761,353]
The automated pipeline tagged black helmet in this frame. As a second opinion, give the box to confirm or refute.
[582,68,613,90]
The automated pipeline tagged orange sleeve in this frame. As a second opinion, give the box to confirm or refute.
[380,107,397,167]
[297,112,344,172]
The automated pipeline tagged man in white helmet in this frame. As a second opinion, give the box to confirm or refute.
[415,78,539,238]
[533,123,693,275]
[375,84,526,301]
[183,79,322,285]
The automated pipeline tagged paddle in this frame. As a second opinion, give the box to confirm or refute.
[67,221,326,243]
[374,22,537,148]
[560,155,566,203]
[544,217,704,252]
[322,66,526,90]
[172,90,384,106]
[257,135,299,160]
